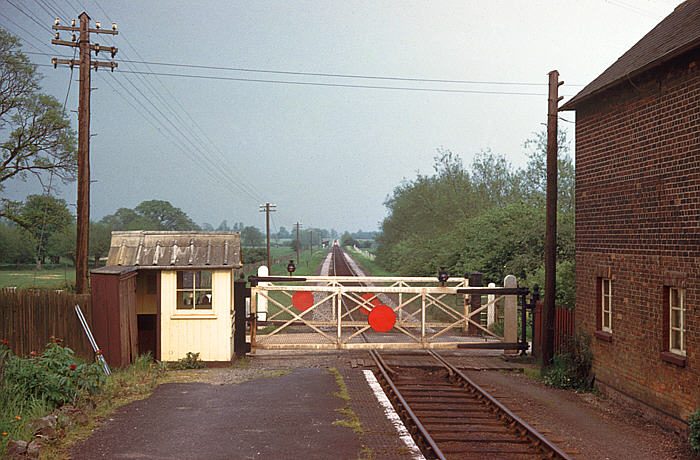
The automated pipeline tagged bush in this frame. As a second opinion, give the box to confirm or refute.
[1,338,105,408]
[241,247,267,264]
[689,410,700,452]
[0,338,107,455]
[543,329,594,391]
[169,352,205,370]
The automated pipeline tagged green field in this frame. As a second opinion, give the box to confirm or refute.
[0,266,76,290]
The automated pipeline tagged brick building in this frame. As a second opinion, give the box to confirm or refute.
[560,1,698,426]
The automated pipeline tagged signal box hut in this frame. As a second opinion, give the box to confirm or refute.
[91,231,242,366]
[560,1,698,427]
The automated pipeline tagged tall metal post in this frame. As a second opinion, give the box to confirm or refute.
[543,70,563,369]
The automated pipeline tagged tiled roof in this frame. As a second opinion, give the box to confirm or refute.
[105,231,242,269]
[560,0,700,110]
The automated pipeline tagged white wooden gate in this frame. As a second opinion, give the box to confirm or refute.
[248,275,525,351]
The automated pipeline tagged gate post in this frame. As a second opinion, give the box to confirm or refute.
[487,282,496,329]
[468,272,482,335]
[233,274,249,358]
[257,265,269,321]
[503,275,518,354]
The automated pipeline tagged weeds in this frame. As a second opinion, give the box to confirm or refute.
[689,410,700,452]
[543,329,594,391]
[168,352,206,370]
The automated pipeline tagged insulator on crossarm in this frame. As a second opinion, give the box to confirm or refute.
[54,18,59,25]
[71,19,75,27]
[72,34,76,42]
[95,21,101,28]
[54,32,59,40]
[112,22,117,31]
[52,58,57,68]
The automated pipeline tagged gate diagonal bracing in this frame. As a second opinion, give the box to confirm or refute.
[248,276,522,351]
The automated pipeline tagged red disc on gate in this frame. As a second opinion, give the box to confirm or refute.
[359,293,380,315]
[292,291,314,311]
[368,305,396,332]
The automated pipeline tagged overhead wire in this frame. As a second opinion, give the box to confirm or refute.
[109,57,585,87]
[9,2,267,213]
[84,1,267,203]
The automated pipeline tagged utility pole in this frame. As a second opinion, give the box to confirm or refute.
[542,70,564,371]
[309,230,313,258]
[52,13,117,294]
[294,222,302,264]
[258,203,276,270]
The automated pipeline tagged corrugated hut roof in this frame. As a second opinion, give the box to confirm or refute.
[105,231,242,269]
[560,0,700,111]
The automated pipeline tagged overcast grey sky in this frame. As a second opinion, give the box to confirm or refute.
[0,0,684,233]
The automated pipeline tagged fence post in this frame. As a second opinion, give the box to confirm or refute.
[233,274,249,358]
[487,282,496,329]
[503,275,517,354]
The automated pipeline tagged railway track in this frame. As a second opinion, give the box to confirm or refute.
[330,243,572,460]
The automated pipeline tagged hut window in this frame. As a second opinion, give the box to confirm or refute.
[176,271,213,310]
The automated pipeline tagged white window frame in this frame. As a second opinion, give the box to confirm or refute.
[176,270,213,311]
[669,288,686,356]
[601,278,612,333]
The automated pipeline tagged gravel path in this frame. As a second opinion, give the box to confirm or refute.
[463,369,697,460]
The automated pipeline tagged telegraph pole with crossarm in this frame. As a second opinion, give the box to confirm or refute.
[51,13,118,294]
[258,203,276,271]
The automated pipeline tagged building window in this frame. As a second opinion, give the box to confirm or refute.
[176,271,212,310]
[669,288,686,356]
[601,278,612,333]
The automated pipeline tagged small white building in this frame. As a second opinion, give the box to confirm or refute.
[91,231,242,366]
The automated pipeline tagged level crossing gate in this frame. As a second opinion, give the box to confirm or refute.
[234,275,532,352]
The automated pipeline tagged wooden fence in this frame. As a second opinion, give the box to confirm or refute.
[0,289,94,360]
[532,300,576,357]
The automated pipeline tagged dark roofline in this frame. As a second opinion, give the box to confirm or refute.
[560,0,700,111]
[560,37,700,111]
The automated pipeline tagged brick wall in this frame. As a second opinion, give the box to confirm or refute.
[574,51,699,422]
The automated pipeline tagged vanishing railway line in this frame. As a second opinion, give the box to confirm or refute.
[330,243,571,460]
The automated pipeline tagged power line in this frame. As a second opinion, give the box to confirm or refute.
[109,57,585,87]
[34,65,569,96]
[6,0,54,35]
[79,2,267,202]
[24,51,584,88]
[19,0,266,206]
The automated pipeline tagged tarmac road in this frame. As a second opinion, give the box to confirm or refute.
[70,368,363,460]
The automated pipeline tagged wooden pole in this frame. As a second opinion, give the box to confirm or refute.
[295,222,301,264]
[75,12,91,294]
[542,70,563,370]
[259,203,275,270]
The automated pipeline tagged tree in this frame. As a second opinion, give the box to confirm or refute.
[0,29,77,196]
[215,220,231,231]
[16,194,73,266]
[241,226,264,247]
[134,200,199,230]
[277,226,290,239]
[45,223,76,264]
[89,221,112,267]
[0,220,35,265]
[101,200,199,231]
